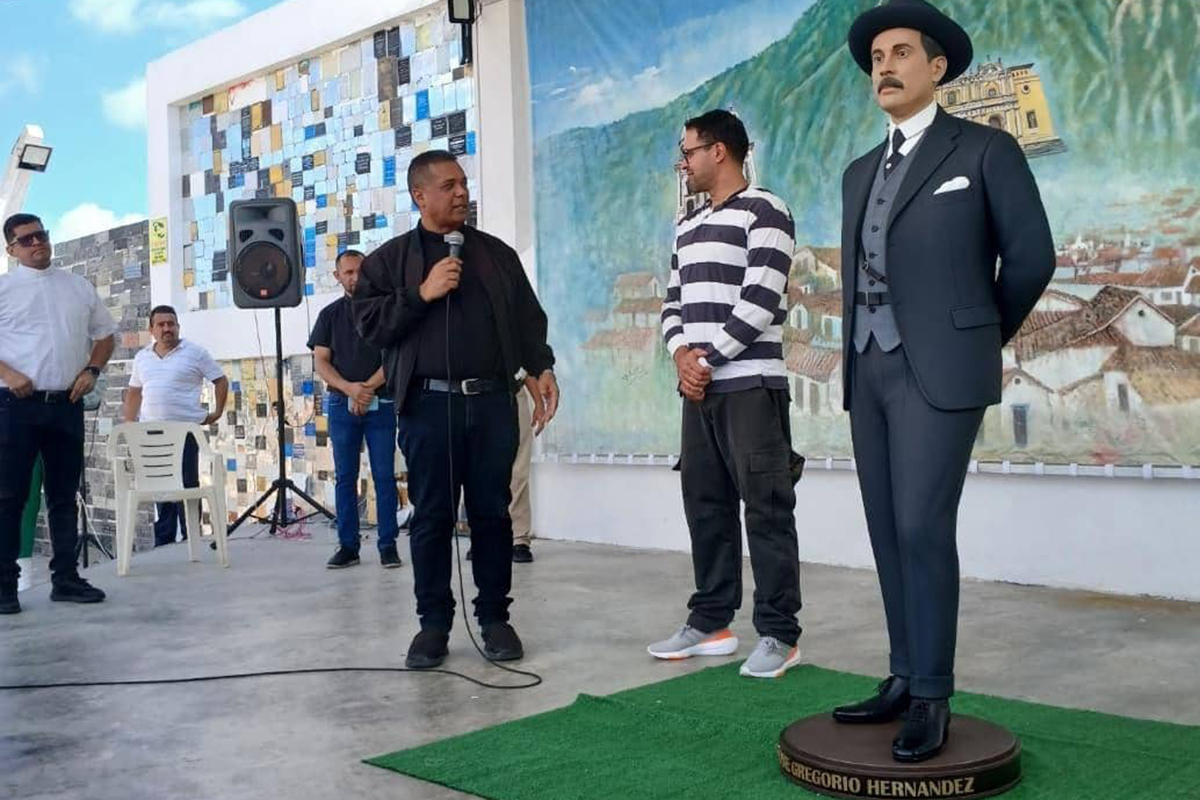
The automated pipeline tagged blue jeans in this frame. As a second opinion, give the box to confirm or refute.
[329,394,398,551]
[397,388,518,630]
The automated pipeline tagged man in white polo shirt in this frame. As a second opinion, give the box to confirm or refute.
[1,213,116,614]
[123,305,228,547]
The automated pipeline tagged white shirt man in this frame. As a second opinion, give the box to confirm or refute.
[124,306,228,546]
[1,214,116,613]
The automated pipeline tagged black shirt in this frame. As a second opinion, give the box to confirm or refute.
[307,296,383,391]
[412,223,505,381]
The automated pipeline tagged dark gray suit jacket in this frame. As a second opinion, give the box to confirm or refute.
[840,107,1055,411]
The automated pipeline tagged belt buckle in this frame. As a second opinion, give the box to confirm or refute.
[460,379,483,396]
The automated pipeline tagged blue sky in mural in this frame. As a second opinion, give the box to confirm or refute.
[0,0,287,241]
[527,0,815,139]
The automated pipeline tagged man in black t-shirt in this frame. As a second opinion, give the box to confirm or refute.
[308,250,401,570]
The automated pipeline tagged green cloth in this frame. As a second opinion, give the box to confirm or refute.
[366,663,1200,800]
[19,456,43,560]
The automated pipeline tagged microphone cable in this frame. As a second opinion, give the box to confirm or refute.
[443,232,542,689]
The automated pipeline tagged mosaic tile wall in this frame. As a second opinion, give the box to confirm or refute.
[198,352,395,533]
[178,6,480,311]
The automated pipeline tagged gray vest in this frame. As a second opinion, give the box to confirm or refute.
[852,135,923,354]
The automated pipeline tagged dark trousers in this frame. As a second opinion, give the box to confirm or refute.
[680,387,802,646]
[397,388,518,630]
[849,341,985,699]
[0,391,85,585]
[328,394,399,551]
[154,434,199,546]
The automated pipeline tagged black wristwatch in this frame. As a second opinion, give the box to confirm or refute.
[84,366,101,378]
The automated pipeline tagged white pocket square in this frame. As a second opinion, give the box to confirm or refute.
[933,176,970,195]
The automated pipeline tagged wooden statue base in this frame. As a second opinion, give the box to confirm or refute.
[778,714,1021,799]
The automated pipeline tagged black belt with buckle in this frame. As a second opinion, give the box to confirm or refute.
[855,291,892,307]
[421,378,506,396]
[0,389,74,403]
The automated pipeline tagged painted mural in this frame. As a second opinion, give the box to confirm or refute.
[526,0,1200,466]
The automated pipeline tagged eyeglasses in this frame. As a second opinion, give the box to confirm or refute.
[10,230,50,247]
[678,142,716,163]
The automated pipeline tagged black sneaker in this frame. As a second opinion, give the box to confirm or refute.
[405,628,449,669]
[326,547,361,569]
[379,545,403,569]
[482,622,524,661]
[512,544,534,563]
[1,582,20,615]
[50,573,106,604]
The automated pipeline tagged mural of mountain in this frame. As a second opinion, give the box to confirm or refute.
[529,0,1200,458]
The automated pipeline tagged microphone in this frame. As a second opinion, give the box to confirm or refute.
[445,231,464,259]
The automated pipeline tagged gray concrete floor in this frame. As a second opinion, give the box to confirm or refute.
[3,532,1199,800]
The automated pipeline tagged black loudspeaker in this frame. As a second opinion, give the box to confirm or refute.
[228,198,304,308]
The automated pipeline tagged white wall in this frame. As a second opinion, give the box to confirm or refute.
[532,464,1200,601]
[476,0,535,259]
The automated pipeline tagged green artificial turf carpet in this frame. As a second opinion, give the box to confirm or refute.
[365,664,1200,799]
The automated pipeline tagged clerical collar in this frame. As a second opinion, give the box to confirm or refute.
[16,264,53,278]
[418,222,464,240]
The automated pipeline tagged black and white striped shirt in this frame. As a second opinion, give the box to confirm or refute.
[661,186,794,393]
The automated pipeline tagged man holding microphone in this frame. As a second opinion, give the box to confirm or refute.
[353,150,558,669]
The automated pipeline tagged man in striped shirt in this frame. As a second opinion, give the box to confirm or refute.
[648,109,803,679]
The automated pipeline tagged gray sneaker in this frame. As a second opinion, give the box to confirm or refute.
[647,625,738,660]
[739,637,801,678]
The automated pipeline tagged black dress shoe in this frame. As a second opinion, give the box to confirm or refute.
[379,545,403,569]
[1,582,20,614]
[512,544,533,563]
[892,698,950,763]
[405,628,449,669]
[833,675,911,723]
[326,547,361,569]
[49,573,106,604]
[481,622,524,661]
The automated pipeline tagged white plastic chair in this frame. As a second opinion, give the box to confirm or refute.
[106,422,230,576]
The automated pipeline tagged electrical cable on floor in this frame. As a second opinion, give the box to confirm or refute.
[0,665,538,692]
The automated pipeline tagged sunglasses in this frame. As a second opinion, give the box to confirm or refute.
[10,230,50,247]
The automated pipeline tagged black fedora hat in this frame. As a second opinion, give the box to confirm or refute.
[848,0,973,83]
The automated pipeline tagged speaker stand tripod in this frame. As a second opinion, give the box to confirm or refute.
[229,307,334,535]
[77,462,113,567]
